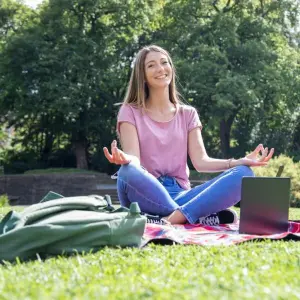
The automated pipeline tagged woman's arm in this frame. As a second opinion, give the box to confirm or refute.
[118,122,140,164]
[188,127,274,172]
[103,122,140,165]
[188,127,232,172]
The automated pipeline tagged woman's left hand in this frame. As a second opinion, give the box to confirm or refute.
[235,144,274,167]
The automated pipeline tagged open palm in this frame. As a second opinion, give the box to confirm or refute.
[238,144,274,167]
[103,140,131,165]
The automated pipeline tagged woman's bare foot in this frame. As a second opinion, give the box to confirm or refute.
[162,210,187,224]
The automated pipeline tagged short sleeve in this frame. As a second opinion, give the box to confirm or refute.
[117,104,136,134]
[188,107,202,132]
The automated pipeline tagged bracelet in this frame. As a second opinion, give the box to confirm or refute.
[227,158,234,169]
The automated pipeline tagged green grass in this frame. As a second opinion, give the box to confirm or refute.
[0,207,299,300]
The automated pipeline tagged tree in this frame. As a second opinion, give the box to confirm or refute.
[0,0,164,170]
[0,0,34,42]
[153,0,300,158]
[1,0,299,174]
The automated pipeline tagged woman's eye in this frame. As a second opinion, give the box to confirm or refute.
[162,61,168,64]
[148,64,153,68]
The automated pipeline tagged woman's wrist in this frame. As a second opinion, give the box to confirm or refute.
[227,158,239,169]
[127,154,140,165]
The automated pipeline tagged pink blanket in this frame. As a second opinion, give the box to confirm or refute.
[142,220,300,246]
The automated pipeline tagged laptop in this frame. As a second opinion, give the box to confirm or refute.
[239,166,290,235]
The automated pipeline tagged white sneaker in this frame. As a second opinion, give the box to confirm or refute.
[198,208,238,225]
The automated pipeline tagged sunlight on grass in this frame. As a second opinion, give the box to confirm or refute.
[0,207,299,299]
[0,243,300,299]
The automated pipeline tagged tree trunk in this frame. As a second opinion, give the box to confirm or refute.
[220,119,230,158]
[73,140,88,169]
[40,132,54,165]
[219,114,236,158]
[72,109,89,169]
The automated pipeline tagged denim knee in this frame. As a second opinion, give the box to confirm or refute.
[233,165,254,177]
[117,162,142,180]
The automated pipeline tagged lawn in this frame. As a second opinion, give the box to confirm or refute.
[0,206,299,300]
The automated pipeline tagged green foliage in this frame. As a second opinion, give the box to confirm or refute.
[0,0,299,173]
[0,126,8,148]
[1,149,40,174]
[155,0,300,158]
[0,0,34,44]
[1,146,77,174]
[191,154,300,207]
[0,194,9,207]
[0,0,164,169]
[254,155,300,207]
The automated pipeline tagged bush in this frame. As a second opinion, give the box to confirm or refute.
[253,155,300,207]
[1,149,40,174]
[190,155,300,207]
[0,194,9,207]
[90,150,119,174]
[1,146,78,174]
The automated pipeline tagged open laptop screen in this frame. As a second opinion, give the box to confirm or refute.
[239,177,290,235]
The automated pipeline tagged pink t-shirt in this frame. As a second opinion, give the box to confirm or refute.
[117,104,202,189]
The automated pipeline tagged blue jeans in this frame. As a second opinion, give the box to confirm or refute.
[117,162,254,224]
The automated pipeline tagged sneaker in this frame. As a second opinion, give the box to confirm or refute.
[198,209,238,226]
[144,213,170,225]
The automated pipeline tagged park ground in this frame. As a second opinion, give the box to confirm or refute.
[0,206,299,299]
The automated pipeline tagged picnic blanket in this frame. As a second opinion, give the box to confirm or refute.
[142,220,300,247]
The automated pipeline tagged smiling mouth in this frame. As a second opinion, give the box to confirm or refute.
[155,74,168,79]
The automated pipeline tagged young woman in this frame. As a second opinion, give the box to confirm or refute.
[103,45,274,225]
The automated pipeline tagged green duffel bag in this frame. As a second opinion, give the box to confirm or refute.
[0,193,146,262]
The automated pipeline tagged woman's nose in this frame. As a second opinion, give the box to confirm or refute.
[156,63,164,73]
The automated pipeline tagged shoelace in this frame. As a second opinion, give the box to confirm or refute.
[146,218,162,224]
[146,218,170,225]
[199,215,220,226]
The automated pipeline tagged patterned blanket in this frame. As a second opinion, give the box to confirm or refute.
[142,220,300,246]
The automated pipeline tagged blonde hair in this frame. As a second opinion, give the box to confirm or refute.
[123,45,182,109]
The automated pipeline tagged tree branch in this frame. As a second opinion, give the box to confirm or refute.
[223,0,242,13]
[212,0,220,12]
[225,0,231,9]
[260,0,264,12]
[191,12,211,20]
[261,1,279,18]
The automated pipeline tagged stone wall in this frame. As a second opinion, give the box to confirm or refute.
[0,173,119,205]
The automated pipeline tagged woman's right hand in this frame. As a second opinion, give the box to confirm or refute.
[103,140,132,165]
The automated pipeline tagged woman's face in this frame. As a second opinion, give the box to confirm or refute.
[144,51,172,89]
